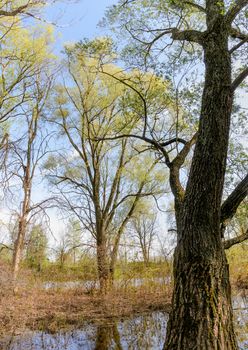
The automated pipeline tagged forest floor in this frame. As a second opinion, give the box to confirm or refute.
[0,256,247,337]
[0,284,171,336]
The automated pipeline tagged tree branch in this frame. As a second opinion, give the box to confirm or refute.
[184,1,206,12]
[231,67,248,91]
[172,132,198,169]
[229,36,248,54]
[0,4,29,17]
[0,1,47,17]
[224,229,248,249]
[169,133,198,204]
[160,137,187,147]
[172,29,204,44]
[225,0,248,24]
[230,27,248,40]
[96,134,171,167]
[221,173,248,223]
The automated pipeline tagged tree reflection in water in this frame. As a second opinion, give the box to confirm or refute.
[1,299,247,350]
[94,323,122,350]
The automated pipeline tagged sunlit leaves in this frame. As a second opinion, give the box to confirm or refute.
[0,19,55,122]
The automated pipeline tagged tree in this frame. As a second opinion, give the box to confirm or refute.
[8,64,54,280]
[0,12,54,181]
[104,0,248,348]
[54,231,71,269]
[65,218,82,264]
[130,205,158,265]
[45,39,167,292]
[25,224,48,270]
[0,1,59,20]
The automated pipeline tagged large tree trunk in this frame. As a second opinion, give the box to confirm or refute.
[164,22,238,349]
[96,234,110,293]
[165,241,237,349]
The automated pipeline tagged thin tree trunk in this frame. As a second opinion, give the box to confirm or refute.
[164,22,238,349]
[12,218,27,280]
[109,232,122,285]
[12,175,30,281]
[141,245,149,266]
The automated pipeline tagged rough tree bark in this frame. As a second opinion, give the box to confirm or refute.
[106,0,248,345]
[164,3,244,348]
[96,226,111,293]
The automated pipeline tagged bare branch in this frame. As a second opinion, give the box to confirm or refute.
[231,67,248,91]
[160,137,187,147]
[120,0,136,7]
[96,134,171,167]
[172,29,204,44]
[184,1,206,12]
[229,36,248,54]
[230,27,248,40]
[0,243,13,253]
[224,229,248,249]
[221,173,248,223]
[225,0,248,24]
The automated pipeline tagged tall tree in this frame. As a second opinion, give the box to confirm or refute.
[104,0,248,348]
[45,39,167,292]
[9,66,54,280]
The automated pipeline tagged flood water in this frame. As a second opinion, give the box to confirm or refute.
[1,296,247,350]
[43,277,171,291]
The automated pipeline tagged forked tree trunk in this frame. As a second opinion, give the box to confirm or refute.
[164,22,238,349]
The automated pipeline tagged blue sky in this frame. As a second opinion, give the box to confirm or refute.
[46,0,116,53]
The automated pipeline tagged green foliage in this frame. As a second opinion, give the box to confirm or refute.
[0,8,55,122]
[25,224,48,271]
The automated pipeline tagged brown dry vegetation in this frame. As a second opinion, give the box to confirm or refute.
[0,288,171,336]
[0,261,171,336]
[0,253,247,338]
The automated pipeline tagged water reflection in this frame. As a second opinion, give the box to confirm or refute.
[94,324,122,350]
[43,277,171,291]
[1,297,247,350]
[0,312,167,350]
[234,295,248,349]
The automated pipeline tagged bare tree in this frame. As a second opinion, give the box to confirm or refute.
[130,210,157,266]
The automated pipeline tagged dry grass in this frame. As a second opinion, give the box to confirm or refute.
[0,282,172,336]
[1,257,247,337]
